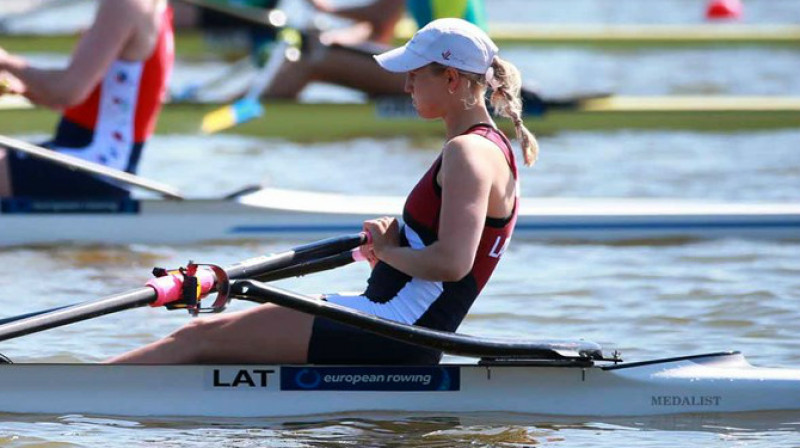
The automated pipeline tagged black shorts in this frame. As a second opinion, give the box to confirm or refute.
[6,144,132,199]
[307,316,443,365]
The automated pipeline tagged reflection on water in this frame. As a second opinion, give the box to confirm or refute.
[2,411,800,447]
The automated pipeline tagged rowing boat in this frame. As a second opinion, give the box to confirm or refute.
[2,96,799,140]
[1,235,798,419]
[1,350,799,418]
[1,24,798,58]
[1,187,798,247]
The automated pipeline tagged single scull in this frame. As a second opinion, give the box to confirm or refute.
[0,235,798,418]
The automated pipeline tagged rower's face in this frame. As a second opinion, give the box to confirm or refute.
[405,65,447,119]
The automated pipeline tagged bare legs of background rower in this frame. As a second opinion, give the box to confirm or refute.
[264,31,405,99]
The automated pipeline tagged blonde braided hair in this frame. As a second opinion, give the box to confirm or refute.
[485,57,539,166]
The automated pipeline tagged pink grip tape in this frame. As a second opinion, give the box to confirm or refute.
[146,269,216,307]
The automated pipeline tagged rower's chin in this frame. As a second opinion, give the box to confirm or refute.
[413,104,438,120]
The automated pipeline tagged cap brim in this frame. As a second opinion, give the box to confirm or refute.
[374,46,429,73]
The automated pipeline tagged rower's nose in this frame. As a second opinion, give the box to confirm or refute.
[404,73,413,94]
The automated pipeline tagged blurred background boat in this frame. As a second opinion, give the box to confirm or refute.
[2,94,799,140]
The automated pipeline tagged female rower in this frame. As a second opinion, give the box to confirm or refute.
[0,0,174,199]
[108,18,537,365]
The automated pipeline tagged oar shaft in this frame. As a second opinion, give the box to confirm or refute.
[225,233,367,279]
[0,288,155,343]
[255,250,362,282]
[0,135,184,200]
[0,304,72,326]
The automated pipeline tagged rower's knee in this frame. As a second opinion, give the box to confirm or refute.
[166,317,225,360]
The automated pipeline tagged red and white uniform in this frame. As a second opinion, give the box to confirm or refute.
[52,5,174,173]
[325,124,518,332]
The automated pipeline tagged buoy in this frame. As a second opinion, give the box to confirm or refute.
[705,0,743,21]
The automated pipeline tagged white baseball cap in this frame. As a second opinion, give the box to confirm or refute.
[374,18,498,75]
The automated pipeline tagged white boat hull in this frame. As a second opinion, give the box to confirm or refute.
[1,188,798,246]
[1,352,799,417]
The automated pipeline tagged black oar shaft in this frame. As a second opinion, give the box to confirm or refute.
[255,251,358,282]
[0,288,155,342]
[225,234,367,279]
[0,304,72,325]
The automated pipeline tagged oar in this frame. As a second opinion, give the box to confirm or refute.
[0,305,72,326]
[0,135,184,200]
[170,56,254,103]
[0,247,365,327]
[200,38,292,133]
[185,0,308,134]
[231,279,605,361]
[0,233,368,342]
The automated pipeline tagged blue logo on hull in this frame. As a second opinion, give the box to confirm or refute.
[281,366,460,391]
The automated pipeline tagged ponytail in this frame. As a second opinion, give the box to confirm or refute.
[486,57,539,167]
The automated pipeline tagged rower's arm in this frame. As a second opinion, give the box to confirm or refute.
[370,137,493,282]
[0,0,139,108]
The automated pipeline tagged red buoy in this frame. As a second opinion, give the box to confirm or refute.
[705,0,743,20]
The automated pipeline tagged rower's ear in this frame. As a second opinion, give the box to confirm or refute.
[444,67,461,91]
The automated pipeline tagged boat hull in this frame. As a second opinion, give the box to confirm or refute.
[1,353,799,417]
[1,188,798,246]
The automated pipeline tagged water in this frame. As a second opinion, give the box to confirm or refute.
[2,0,800,446]
[1,129,799,446]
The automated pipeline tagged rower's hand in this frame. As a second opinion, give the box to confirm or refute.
[359,243,378,269]
[363,217,400,261]
[0,73,24,97]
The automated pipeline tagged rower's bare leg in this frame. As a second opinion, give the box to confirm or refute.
[0,149,12,197]
[264,41,405,99]
[262,56,316,99]
[106,304,315,364]
[309,46,406,96]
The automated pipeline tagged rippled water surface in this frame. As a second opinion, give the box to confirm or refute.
[2,0,800,446]
[1,129,799,446]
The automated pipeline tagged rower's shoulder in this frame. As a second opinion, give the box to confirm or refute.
[444,133,507,162]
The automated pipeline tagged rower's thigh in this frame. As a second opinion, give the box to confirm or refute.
[183,303,315,364]
[0,148,11,197]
